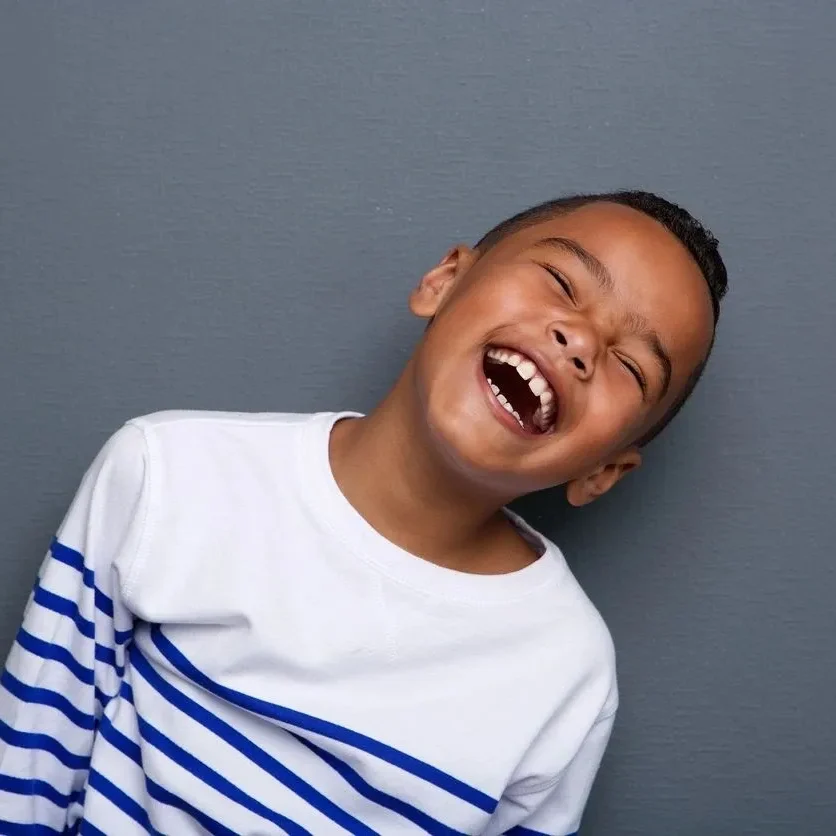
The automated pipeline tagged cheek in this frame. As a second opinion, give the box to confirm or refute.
[584,371,646,444]
[467,265,549,317]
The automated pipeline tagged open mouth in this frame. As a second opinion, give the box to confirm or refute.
[483,346,558,435]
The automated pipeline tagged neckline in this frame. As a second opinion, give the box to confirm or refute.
[295,411,567,603]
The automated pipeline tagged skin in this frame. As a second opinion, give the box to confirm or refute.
[329,202,715,574]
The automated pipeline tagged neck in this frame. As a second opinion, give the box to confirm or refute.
[329,364,526,572]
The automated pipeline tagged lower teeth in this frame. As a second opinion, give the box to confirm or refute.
[487,376,553,432]
[533,405,553,431]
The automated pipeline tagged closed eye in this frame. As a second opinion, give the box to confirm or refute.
[619,356,647,397]
[540,264,575,303]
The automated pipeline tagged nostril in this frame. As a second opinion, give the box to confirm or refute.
[554,330,567,346]
[573,358,585,372]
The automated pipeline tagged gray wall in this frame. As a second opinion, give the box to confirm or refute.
[2,2,833,833]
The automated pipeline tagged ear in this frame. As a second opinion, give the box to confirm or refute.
[409,245,478,319]
[565,447,642,507]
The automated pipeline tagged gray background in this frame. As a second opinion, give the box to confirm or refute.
[1,2,834,834]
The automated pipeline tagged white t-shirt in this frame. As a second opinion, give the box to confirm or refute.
[0,410,618,836]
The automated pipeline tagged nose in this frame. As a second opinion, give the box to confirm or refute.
[552,321,598,380]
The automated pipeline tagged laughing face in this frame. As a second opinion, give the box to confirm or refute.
[407,202,715,505]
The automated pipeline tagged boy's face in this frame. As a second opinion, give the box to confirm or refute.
[408,202,715,505]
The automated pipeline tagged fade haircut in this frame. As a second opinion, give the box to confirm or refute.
[474,190,728,446]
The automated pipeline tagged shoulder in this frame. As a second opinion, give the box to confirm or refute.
[551,573,618,717]
[82,421,150,504]
[494,530,619,796]
[514,517,619,719]
[128,408,318,437]
[123,409,324,468]
[113,408,347,509]
[104,410,344,612]
[554,555,616,675]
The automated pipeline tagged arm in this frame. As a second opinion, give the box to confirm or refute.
[0,423,149,831]
[485,709,616,836]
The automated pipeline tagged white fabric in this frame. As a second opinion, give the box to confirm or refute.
[0,410,617,836]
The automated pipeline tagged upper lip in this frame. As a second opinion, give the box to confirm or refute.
[486,340,571,424]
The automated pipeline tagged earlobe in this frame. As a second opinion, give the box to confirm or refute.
[565,448,642,507]
[409,245,477,319]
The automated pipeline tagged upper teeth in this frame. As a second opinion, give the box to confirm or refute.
[516,360,536,380]
[485,347,556,430]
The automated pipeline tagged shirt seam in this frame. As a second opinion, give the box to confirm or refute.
[299,413,569,606]
[119,419,156,609]
[314,506,565,606]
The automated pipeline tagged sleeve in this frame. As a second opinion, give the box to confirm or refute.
[0,422,150,832]
[484,709,616,836]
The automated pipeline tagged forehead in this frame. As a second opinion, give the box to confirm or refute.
[498,202,715,399]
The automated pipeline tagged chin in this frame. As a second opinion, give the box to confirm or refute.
[421,406,545,496]
[411,356,566,494]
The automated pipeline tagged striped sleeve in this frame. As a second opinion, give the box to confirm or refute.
[485,710,616,836]
[0,423,150,832]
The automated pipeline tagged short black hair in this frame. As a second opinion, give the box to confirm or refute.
[474,190,728,446]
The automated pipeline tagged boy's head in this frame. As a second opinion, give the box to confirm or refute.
[406,190,727,506]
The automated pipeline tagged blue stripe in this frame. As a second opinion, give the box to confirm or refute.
[292,732,467,836]
[93,588,114,619]
[114,628,132,646]
[42,541,132,645]
[145,777,240,836]
[33,584,94,640]
[15,628,113,708]
[133,710,312,836]
[99,706,142,766]
[0,822,62,835]
[16,628,94,685]
[30,585,130,672]
[0,718,90,771]
[0,773,84,809]
[131,646,377,835]
[49,539,85,573]
[79,821,107,836]
[50,541,114,618]
[1,670,95,730]
[152,626,497,814]
[95,686,112,710]
[93,643,125,677]
[130,649,359,835]
[88,768,157,834]
[98,705,237,836]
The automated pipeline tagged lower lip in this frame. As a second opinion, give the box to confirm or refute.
[478,362,539,439]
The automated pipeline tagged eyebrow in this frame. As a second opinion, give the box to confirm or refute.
[534,236,673,399]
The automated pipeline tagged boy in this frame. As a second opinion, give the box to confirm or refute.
[0,190,726,835]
